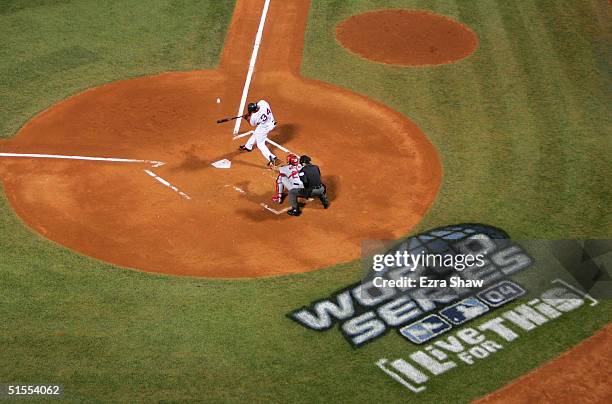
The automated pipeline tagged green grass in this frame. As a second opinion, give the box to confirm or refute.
[303,0,611,239]
[0,0,610,402]
[0,0,231,138]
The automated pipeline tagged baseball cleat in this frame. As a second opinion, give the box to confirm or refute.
[267,156,281,167]
[239,145,253,152]
[322,200,330,209]
[271,194,283,204]
[287,208,301,217]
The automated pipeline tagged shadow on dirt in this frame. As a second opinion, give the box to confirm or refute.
[324,175,339,202]
[236,208,285,223]
[172,124,299,173]
[173,149,211,171]
[271,123,299,145]
[173,147,271,172]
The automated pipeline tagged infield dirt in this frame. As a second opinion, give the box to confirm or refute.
[0,0,441,277]
[476,324,612,403]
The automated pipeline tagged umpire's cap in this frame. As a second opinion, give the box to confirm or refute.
[299,155,312,164]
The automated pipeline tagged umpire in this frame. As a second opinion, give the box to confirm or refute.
[287,155,329,216]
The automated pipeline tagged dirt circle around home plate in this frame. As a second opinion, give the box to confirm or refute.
[0,68,442,278]
[0,3,446,279]
[336,9,479,66]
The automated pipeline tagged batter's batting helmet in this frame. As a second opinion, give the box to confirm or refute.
[247,102,259,114]
[287,154,299,166]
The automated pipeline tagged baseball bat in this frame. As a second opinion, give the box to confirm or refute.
[216,114,247,124]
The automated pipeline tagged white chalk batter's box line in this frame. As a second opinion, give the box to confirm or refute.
[144,170,191,200]
[233,130,296,155]
[226,185,287,215]
[226,184,314,215]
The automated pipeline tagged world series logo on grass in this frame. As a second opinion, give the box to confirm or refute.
[399,315,452,344]
[377,279,599,393]
[288,224,534,348]
[440,297,490,325]
[399,282,525,344]
[287,224,608,394]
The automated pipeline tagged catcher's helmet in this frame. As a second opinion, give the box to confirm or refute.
[247,102,259,114]
[286,153,299,166]
[299,155,312,165]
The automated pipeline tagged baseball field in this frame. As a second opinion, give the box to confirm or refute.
[0,0,610,402]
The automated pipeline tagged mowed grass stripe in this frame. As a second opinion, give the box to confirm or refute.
[492,0,575,234]
[526,0,611,235]
[402,0,530,227]
[433,0,519,220]
[466,2,556,232]
[533,0,609,122]
[509,1,608,235]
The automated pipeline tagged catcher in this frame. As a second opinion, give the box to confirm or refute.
[271,153,303,203]
[287,155,329,216]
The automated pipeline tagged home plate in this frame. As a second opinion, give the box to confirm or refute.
[212,159,231,169]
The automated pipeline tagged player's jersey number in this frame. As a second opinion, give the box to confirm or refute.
[258,108,272,125]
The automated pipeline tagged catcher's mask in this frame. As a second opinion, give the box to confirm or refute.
[287,153,299,166]
[247,102,259,114]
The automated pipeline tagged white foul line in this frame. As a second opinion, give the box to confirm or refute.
[0,152,165,167]
[232,0,271,135]
[144,170,191,200]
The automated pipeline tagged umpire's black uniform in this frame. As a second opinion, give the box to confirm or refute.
[287,155,329,216]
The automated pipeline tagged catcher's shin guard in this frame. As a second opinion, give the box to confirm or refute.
[272,175,284,204]
[276,175,284,194]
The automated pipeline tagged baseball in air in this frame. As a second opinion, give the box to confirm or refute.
[216,98,221,103]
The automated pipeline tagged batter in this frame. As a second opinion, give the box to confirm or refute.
[239,100,280,166]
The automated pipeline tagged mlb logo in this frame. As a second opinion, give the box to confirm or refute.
[478,280,526,307]
[399,315,451,344]
[439,297,489,325]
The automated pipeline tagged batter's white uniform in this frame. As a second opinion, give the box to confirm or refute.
[275,163,304,198]
[245,100,276,162]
